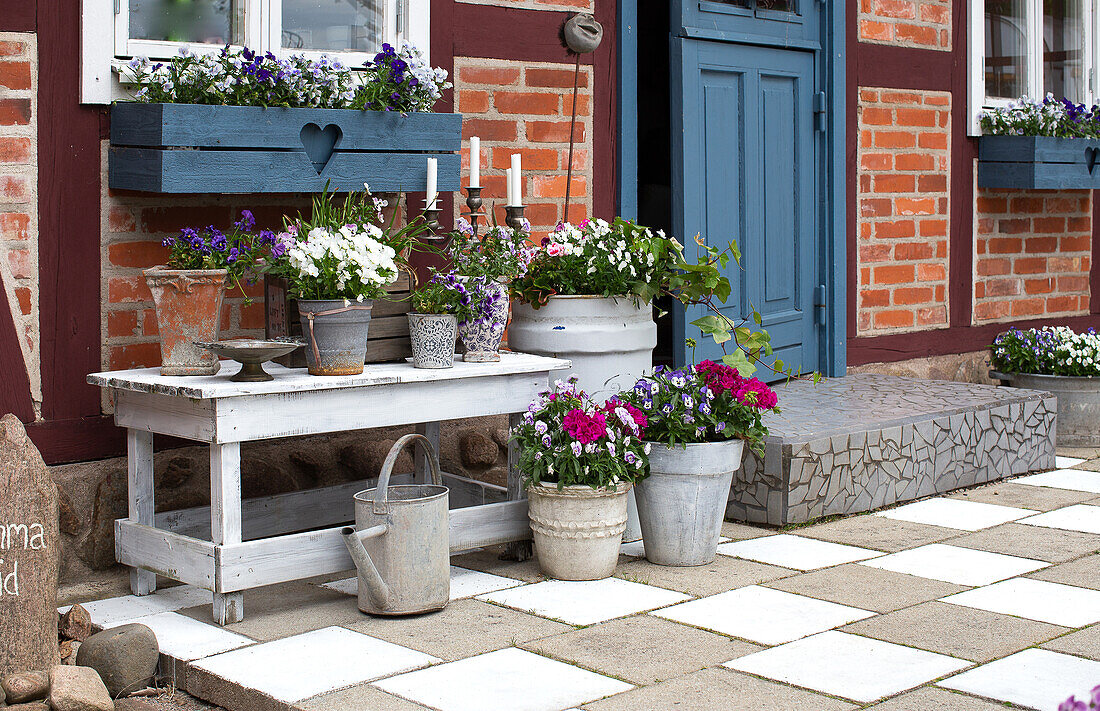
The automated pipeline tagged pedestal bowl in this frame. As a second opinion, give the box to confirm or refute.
[194,339,303,382]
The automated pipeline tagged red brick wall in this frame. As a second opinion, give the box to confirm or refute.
[858,0,951,49]
[973,189,1092,323]
[454,57,593,235]
[856,87,951,334]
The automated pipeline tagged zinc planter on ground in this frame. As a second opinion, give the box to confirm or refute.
[407,313,458,369]
[526,482,631,580]
[143,267,227,376]
[993,371,1100,446]
[635,439,745,566]
[298,299,374,376]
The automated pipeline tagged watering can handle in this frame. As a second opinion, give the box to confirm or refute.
[374,433,443,514]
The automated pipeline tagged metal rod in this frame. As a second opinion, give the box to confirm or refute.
[563,52,581,226]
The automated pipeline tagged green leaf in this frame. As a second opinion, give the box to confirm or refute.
[721,350,756,376]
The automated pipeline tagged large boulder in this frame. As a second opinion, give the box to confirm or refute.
[0,415,60,678]
[6,703,50,711]
[48,665,113,711]
[1,671,48,703]
[76,625,158,698]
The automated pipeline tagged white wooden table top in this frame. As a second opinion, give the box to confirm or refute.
[88,352,572,400]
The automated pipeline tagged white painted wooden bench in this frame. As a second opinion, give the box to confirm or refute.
[88,353,570,625]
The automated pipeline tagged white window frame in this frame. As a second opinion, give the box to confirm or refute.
[968,0,1098,134]
[81,0,430,104]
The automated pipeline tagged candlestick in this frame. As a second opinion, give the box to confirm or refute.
[505,205,526,231]
[463,186,485,239]
[469,137,480,188]
[426,157,438,210]
[421,200,442,237]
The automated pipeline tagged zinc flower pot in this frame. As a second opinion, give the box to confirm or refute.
[298,299,374,376]
[143,267,227,376]
[634,439,745,566]
[407,313,458,369]
[459,280,509,362]
[526,482,631,580]
[509,295,656,396]
[992,371,1100,446]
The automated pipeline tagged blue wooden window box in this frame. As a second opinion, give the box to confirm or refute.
[108,103,462,194]
[977,136,1100,189]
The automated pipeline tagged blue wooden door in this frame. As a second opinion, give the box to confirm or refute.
[671,38,820,378]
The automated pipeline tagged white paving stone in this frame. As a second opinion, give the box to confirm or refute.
[373,647,632,711]
[940,577,1100,627]
[67,585,214,626]
[716,533,882,571]
[323,566,525,601]
[939,648,1100,710]
[858,543,1049,586]
[192,626,439,703]
[1057,456,1087,468]
[104,612,253,661]
[1015,469,1100,494]
[875,498,1036,531]
[725,631,969,703]
[651,585,875,645]
[477,577,689,625]
[1020,504,1100,534]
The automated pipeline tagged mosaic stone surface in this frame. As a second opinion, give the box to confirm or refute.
[727,375,1056,525]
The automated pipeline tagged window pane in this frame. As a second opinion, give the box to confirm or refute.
[985,0,1028,99]
[1044,0,1084,101]
[282,0,384,53]
[130,0,237,45]
[757,0,796,12]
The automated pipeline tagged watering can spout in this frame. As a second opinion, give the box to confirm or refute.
[342,525,390,610]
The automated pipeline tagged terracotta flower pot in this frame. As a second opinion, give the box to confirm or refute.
[144,267,227,376]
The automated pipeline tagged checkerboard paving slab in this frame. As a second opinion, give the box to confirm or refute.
[1057,456,1087,468]
[939,648,1100,710]
[940,578,1100,627]
[1020,504,1100,534]
[859,544,1049,586]
[651,585,875,645]
[192,626,439,703]
[104,611,253,661]
[1016,469,1100,494]
[67,585,214,626]
[323,566,525,601]
[372,647,632,711]
[477,577,689,625]
[724,631,970,704]
[875,498,1036,531]
[716,534,883,571]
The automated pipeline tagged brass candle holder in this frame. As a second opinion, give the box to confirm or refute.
[504,205,526,231]
[462,186,485,237]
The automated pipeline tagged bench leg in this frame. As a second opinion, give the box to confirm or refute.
[127,429,157,596]
[211,442,244,625]
[502,412,532,561]
[415,422,441,483]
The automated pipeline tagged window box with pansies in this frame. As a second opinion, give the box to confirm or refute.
[108,43,462,193]
[977,96,1100,189]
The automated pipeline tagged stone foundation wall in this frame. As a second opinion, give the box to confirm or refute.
[49,416,509,584]
[848,350,996,384]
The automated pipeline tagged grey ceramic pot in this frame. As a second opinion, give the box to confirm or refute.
[298,299,373,376]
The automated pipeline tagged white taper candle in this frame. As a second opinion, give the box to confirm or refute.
[470,137,480,188]
[426,156,438,209]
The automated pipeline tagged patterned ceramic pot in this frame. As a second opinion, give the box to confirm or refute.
[526,482,631,580]
[458,279,509,362]
[143,267,227,376]
[407,313,458,369]
[298,299,373,376]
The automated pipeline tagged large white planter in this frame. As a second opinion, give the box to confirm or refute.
[635,439,745,566]
[509,295,656,397]
[526,482,631,580]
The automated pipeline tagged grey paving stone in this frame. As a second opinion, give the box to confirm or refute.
[865,686,1010,710]
[842,601,1067,662]
[580,668,856,711]
[296,683,432,711]
[177,582,361,642]
[721,521,776,541]
[764,564,968,613]
[450,547,547,583]
[947,523,1100,563]
[948,481,1097,511]
[342,598,571,660]
[1028,554,1100,589]
[795,514,960,552]
[1041,625,1100,660]
[614,555,795,597]
[522,615,761,685]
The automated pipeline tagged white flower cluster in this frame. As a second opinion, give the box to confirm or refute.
[1052,326,1100,371]
[545,218,660,280]
[285,223,398,297]
[395,41,449,105]
[979,94,1100,138]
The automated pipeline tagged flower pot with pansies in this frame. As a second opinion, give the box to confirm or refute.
[146,211,275,376]
[621,360,779,566]
[511,379,650,580]
[407,272,477,369]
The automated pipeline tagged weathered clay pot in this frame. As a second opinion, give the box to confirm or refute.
[143,267,227,376]
[408,313,458,369]
[459,280,509,362]
[298,299,373,376]
[526,482,630,580]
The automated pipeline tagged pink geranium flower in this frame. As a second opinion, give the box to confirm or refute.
[563,409,607,444]
[733,378,778,410]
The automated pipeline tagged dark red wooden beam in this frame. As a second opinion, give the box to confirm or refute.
[1,0,36,32]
